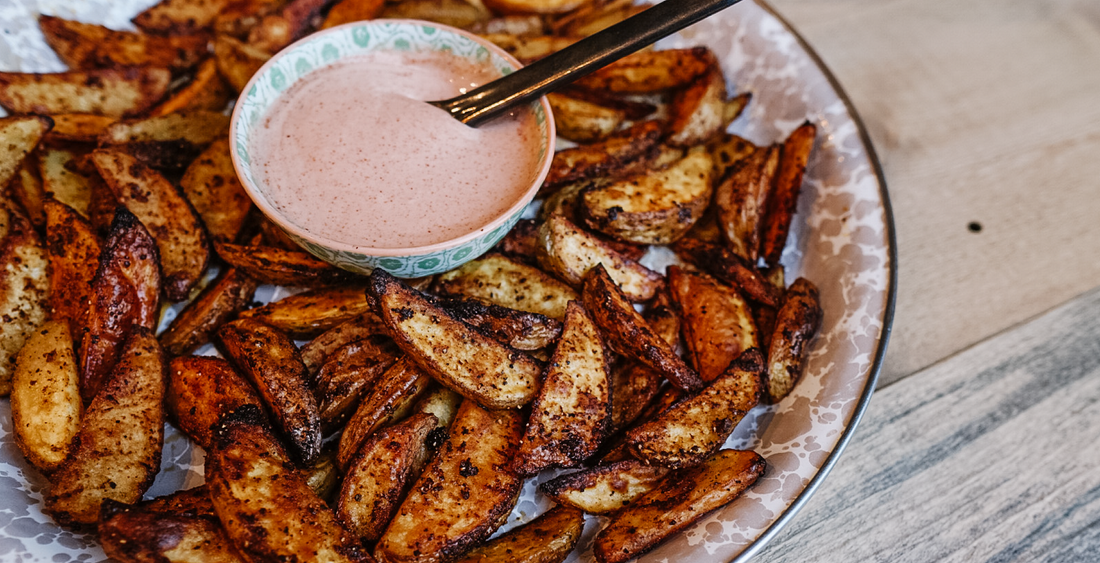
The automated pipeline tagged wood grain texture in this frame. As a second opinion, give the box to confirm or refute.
[756,286,1100,562]
[769,0,1100,386]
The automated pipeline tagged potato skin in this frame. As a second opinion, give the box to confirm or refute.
[166,355,264,450]
[38,16,207,71]
[300,312,388,375]
[313,335,400,431]
[336,357,434,470]
[214,242,355,287]
[435,297,562,350]
[764,277,823,403]
[237,284,374,339]
[714,144,779,263]
[761,121,816,266]
[668,266,758,383]
[159,267,258,357]
[11,319,82,473]
[453,505,584,563]
[542,120,662,191]
[44,200,101,342]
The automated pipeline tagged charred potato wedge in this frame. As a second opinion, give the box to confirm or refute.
[482,0,585,15]
[300,312,388,375]
[13,156,46,230]
[44,200,102,340]
[336,356,434,469]
[38,16,207,71]
[159,267,258,356]
[133,0,231,34]
[668,266,758,383]
[313,335,400,430]
[482,34,579,64]
[166,355,263,450]
[0,68,172,117]
[180,137,253,242]
[540,459,669,514]
[247,0,331,53]
[238,284,373,338]
[214,242,356,286]
[43,114,116,143]
[0,116,51,191]
[322,0,386,29]
[537,214,663,302]
[668,67,750,148]
[764,277,823,403]
[100,110,230,172]
[715,144,779,263]
[493,218,540,260]
[454,505,584,563]
[467,14,545,36]
[10,319,82,473]
[39,148,94,216]
[762,121,816,265]
[547,92,624,143]
[99,500,245,563]
[436,297,562,350]
[434,253,578,320]
[608,303,679,432]
[574,47,712,94]
[151,58,233,116]
[213,35,272,92]
[542,119,662,191]
[671,237,782,307]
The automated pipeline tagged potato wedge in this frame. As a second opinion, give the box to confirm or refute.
[376,399,525,563]
[322,0,386,29]
[547,92,624,143]
[159,267,258,356]
[714,144,779,263]
[668,68,750,148]
[214,0,289,37]
[371,269,542,410]
[214,242,356,286]
[454,505,584,563]
[99,500,245,563]
[248,0,331,53]
[12,156,45,229]
[542,119,662,191]
[39,16,208,71]
[0,68,171,117]
[46,328,166,526]
[238,284,372,338]
[133,0,233,34]
[140,485,217,517]
[583,265,701,392]
[180,137,252,242]
[467,14,545,36]
[558,86,657,120]
[574,47,712,94]
[483,0,584,14]
[515,301,610,475]
[217,318,322,463]
[213,34,272,92]
[0,116,51,192]
[300,312,388,375]
[0,203,47,396]
[10,319,82,474]
[537,215,663,302]
[593,449,766,563]
[762,121,816,265]
[669,266,758,383]
[764,277,822,403]
[434,253,578,320]
[44,200,101,340]
[493,217,540,260]
[671,237,782,307]
[436,297,562,350]
[314,335,400,430]
[80,208,161,402]
[378,0,489,27]
[581,145,713,244]
[413,384,463,430]
[43,113,114,143]
[166,356,264,450]
[608,303,678,432]
[151,59,233,116]
[539,459,669,514]
[93,148,211,301]
[38,148,94,216]
[336,412,439,541]
[207,406,373,563]
[708,132,758,179]
[100,110,230,171]
[482,34,579,64]
[627,349,763,468]
[336,356,434,469]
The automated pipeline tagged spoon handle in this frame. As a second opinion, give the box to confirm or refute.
[433,0,745,127]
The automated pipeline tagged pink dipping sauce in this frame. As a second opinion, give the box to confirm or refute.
[251,50,541,249]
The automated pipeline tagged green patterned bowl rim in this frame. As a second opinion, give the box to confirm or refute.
[228,19,555,268]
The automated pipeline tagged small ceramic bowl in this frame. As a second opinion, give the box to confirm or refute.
[229,20,555,278]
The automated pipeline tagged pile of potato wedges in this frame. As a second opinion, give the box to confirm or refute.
[0,0,824,561]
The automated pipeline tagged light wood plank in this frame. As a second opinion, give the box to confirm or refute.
[756,286,1100,561]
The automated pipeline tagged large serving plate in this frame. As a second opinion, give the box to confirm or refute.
[0,0,895,561]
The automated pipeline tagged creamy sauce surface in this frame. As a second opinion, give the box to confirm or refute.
[252,50,540,249]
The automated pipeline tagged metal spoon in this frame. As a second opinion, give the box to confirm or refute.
[429,0,745,127]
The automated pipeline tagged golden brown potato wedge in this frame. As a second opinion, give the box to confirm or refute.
[467,14,545,36]
[151,59,233,116]
[206,406,373,563]
[10,319,82,474]
[539,459,669,514]
[139,485,216,517]
[558,86,658,120]
[238,284,372,338]
[581,145,713,244]
[336,412,439,541]
[593,449,766,563]
[93,148,211,301]
[515,301,610,475]
[80,208,161,402]
[300,312,388,375]
[542,119,662,191]
[436,297,562,350]
[668,266,758,383]
[671,237,782,307]
[574,47,712,94]
[668,68,750,148]
[133,0,232,34]
[44,200,101,340]
[213,34,272,92]
[214,0,289,37]
[100,110,230,171]
[714,144,778,263]
[12,156,45,229]
[376,399,525,563]
[336,356,434,469]
[0,116,51,192]
[583,265,702,392]
[246,0,325,53]
[608,303,678,433]
[483,0,584,14]
[371,269,542,410]
[0,200,49,389]
[434,253,578,320]
[180,137,252,242]
[708,132,758,179]
[46,328,166,526]
[43,113,115,143]
[547,92,624,143]
[555,0,644,37]
[99,500,245,563]
[412,384,463,429]
[764,277,822,403]
[0,67,172,117]
[482,34,579,64]
[38,16,208,71]
[380,0,490,28]
[454,505,584,563]
[214,242,356,286]
[762,121,816,265]
[217,318,322,463]
[627,349,763,468]
[322,0,386,29]
[314,335,400,430]
[159,267,258,356]
[537,214,663,302]
[38,148,94,216]
[166,355,264,450]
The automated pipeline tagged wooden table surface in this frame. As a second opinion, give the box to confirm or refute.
[758,0,1100,559]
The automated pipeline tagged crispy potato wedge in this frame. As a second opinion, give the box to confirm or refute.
[322,0,386,29]
[413,384,463,429]
[300,312,388,375]
[380,0,491,28]
[540,459,669,514]
[10,319,82,473]
[99,500,245,563]
[671,237,782,307]
[39,148,94,216]
[151,59,232,116]
[46,329,166,525]
[93,148,211,301]
[668,69,750,148]
[764,277,822,403]
[714,144,778,263]
[38,16,208,71]
[314,335,400,430]
[166,355,263,450]
[336,356,434,469]
[133,0,232,34]
[608,303,678,432]
[762,121,816,265]
[494,217,540,260]
[669,266,758,383]
[583,265,701,392]
[180,139,252,244]
[554,1,644,37]
[214,0,289,37]
[482,33,578,64]
[581,145,713,245]
[574,47,712,94]
[593,449,766,563]
[371,269,542,410]
[140,486,216,517]
[44,200,101,339]
[455,505,584,563]
[708,132,758,180]
[542,119,662,191]
[436,297,562,350]
[86,171,121,236]
[467,14,545,36]
[754,266,785,350]
[483,0,584,14]
[515,301,610,475]
[558,86,657,120]
[0,201,49,392]
[377,399,525,563]
[100,111,230,171]
[0,116,51,191]
[0,67,171,117]
[159,267,258,356]
[336,412,438,541]
[43,113,115,143]
[537,215,663,302]
[434,253,578,320]
[80,208,161,402]
[207,406,373,563]
[12,156,45,229]
[627,350,763,468]
[217,318,322,463]
[238,284,372,338]
[547,92,624,143]
[213,35,271,92]
[214,242,356,286]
